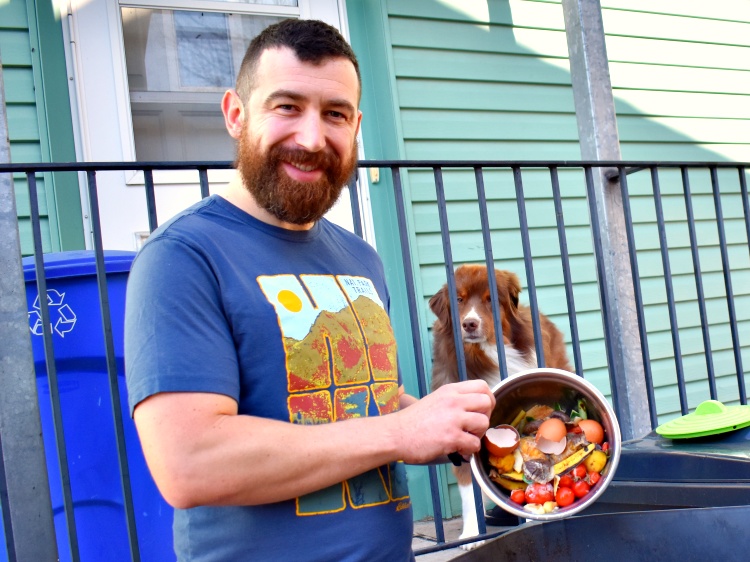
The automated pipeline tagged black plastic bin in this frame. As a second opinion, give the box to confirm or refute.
[453,505,750,561]
[588,426,750,513]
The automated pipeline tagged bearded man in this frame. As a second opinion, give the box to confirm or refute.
[124,19,494,562]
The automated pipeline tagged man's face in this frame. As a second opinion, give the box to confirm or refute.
[235,47,362,225]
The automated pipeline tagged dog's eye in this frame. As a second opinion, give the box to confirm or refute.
[456,297,463,303]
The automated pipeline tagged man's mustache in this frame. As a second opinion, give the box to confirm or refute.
[271,146,338,169]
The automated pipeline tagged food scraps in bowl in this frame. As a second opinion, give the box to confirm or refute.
[484,399,612,515]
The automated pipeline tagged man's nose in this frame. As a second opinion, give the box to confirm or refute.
[294,112,326,152]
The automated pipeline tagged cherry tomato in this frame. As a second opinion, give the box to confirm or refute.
[510,489,526,505]
[555,486,575,507]
[572,480,591,499]
[573,464,587,479]
[602,442,610,452]
[558,474,574,489]
[572,425,583,434]
[525,482,554,505]
[588,471,601,485]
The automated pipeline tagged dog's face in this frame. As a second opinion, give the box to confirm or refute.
[429,265,521,346]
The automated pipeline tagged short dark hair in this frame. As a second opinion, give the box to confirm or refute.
[235,18,361,104]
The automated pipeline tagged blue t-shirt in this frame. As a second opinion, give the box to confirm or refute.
[125,195,414,561]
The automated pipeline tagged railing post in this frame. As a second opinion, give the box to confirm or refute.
[0,57,60,560]
[562,0,651,439]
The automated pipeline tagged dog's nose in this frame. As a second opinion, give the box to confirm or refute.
[462,318,479,333]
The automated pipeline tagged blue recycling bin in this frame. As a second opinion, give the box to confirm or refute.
[18,250,174,562]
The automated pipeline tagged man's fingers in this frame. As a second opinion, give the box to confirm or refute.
[461,410,492,437]
[450,379,492,394]
[442,380,496,416]
[454,432,483,459]
[441,383,495,416]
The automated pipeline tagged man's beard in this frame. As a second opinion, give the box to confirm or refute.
[236,128,358,225]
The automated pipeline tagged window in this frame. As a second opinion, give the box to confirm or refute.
[120,1,299,161]
[62,0,367,248]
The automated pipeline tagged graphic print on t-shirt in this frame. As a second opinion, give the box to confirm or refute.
[257,274,409,516]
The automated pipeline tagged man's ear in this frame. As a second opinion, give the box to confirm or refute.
[222,89,245,140]
[355,109,363,137]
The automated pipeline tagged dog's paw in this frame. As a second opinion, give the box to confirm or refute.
[459,537,486,551]
[458,527,485,551]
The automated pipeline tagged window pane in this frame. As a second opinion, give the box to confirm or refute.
[174,11,233,89]
[122,8,287,161]
[207,0,297,5]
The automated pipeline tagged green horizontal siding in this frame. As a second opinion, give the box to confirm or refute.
[0,30,33,65]
[602,0,750,164]
[401,109,580,140]
[13,176,49,216]
[2,0,84,254]
[404,140,583,160]
[9,140,43,162]
[600,0,750,422]
[352,0,750,519]
[382,0,749,423]
[610,63,750,94]
[389,18,569,57]
[2,67,35,101]
[1,0,54,254]
[393,48,573,84]
[15,216,52,256]
[6,103,41,141]
[615,91,750,119]
[398,80,575,112]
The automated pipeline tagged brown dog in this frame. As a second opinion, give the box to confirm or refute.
[429,264,572,547]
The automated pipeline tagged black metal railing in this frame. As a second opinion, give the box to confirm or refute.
[1,159,748,558]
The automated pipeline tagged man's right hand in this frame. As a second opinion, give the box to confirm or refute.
[392,380,495,465]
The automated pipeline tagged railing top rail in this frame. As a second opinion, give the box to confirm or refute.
[0,161,234,173]
[360,160,750,169]
[0,160,748,173]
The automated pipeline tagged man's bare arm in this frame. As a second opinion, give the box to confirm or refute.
[134,380,493,508]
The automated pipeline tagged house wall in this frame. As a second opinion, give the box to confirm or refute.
[348,0,750,518]
[0,0,84,254]
[600,0,750,419]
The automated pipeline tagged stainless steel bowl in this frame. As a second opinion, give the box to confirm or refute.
[470,368,622,521]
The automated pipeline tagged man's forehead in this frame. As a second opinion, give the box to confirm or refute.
[255,47,360,100]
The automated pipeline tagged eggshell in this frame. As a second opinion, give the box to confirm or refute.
[536,435,568,455]
[483,424,520,458]
[535,418,567,443]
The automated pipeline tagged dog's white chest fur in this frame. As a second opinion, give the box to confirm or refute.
[479,342,538,386]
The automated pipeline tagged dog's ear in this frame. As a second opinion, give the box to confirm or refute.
[496,269,522,310]
[428,284,451,329]
[508,272,521,309]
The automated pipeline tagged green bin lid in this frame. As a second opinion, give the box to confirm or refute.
[655,400,750,439]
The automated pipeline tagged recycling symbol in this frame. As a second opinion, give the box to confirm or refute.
[28,289,77,337]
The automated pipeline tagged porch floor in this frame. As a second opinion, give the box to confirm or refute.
[413,517,511,561]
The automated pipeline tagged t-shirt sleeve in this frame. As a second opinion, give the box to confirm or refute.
[124,236,240,415]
